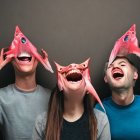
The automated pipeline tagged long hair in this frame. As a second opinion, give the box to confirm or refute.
[45,86,97,140]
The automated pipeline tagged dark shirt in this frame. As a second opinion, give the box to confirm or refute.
[61,111,90,140]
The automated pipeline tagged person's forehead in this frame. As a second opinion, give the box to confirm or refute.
[113,57,129,64]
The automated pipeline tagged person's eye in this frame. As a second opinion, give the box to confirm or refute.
[121,64,126,66]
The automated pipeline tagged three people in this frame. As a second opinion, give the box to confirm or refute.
[1,24,140,140]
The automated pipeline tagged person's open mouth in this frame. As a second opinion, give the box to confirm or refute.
[65,70,82,83]
[17,52,32,62]
[112,68,124,80]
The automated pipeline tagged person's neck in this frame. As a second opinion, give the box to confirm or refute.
[15,73,37,92]
[63,98,84,122]
[112,88,134,106]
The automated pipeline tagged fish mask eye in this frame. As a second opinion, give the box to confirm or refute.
[21,37,26,44]
[124,35,129,42]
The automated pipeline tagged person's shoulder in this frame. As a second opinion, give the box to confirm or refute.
[94,108,107,119]
[0,84,12,91]
[0,84,13,96]
[135,95,140,99]
[134,95,140,103]
[94,108,109,128]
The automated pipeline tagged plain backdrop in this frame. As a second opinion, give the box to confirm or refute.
[1,0,140,100]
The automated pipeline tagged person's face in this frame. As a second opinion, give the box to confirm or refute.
[12,52,38,76]
[104,58,138,90]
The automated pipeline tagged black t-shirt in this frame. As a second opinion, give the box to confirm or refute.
[61,111,90,140]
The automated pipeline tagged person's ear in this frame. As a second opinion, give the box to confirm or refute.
[104,75,108,83]
[134,71,138,80]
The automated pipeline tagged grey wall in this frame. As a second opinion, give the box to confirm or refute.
[1,0,140,99]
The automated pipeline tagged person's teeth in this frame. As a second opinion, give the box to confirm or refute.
[18,52,31,57]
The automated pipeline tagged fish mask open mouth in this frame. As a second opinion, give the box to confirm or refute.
[55,58,105,111]
[2,26,53,73]
[66,70,83,82]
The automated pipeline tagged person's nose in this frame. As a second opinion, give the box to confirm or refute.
[112,62,119,68]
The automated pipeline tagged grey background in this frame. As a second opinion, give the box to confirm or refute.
[0,0,140,99]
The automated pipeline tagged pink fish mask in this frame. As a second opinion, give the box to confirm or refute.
[0,26,53,73]
[108,24,140,66]
[55,58,105,111]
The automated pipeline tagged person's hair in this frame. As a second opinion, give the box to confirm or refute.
[103,62,108,76]
[45,86,97,140]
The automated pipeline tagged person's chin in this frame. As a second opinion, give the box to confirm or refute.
[66,80,85,91]
[15,58,37,70]
[19,66,34,73]
[14,62,36,73]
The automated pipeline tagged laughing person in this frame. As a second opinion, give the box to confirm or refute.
[0,26,53,140]
[96,24,140,140]
[32,59,111,140]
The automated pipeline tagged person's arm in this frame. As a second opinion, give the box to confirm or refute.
[98,116,111,140]
[0,99,4,140]
[32,112,46,140]
[32,122,43,140]
[94,109,111,140]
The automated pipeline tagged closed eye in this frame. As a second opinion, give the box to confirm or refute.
[120,64,126,66]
